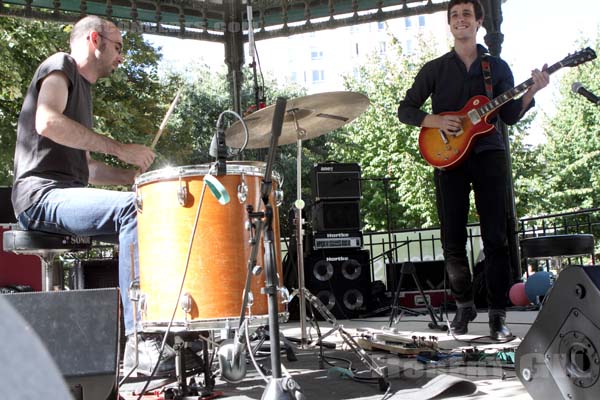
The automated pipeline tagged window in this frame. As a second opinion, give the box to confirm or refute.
[419,16,426,27]
[378,41,387,55]
[290,71,297,82]
[378,21,385,31]
[405,17,412,29]
[311,48,324,60]
[312,70,325,82]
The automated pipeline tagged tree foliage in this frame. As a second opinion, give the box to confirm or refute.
[0,17,69,184]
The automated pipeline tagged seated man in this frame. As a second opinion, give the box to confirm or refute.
[11,15,175,376]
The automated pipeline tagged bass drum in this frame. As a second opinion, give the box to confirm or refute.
[135,162,287,331]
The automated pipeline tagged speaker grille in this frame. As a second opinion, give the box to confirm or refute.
[304,249,371,318]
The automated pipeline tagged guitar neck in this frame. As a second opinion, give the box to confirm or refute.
[476,60,564,117]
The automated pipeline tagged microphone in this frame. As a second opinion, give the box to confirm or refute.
[572,82,600,105]
[217,337,247,383]
[210,117,227,176]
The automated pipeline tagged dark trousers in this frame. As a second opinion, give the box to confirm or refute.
[434,150,511,309]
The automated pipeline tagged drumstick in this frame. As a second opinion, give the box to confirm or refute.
[151,87,183,149]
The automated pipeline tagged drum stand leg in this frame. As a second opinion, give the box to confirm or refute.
[251,326,298,363]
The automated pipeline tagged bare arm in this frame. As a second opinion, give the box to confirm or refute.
[87,153,138,185]
[35,71,155,173]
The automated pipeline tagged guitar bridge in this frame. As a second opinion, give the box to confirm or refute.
[467,109,481,124]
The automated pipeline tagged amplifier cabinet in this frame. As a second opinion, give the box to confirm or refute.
[310,163,361,201]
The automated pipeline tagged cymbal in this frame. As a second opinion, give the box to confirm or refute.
[225,91,370,148]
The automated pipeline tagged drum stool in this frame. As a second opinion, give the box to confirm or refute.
[521,234,595,274]
[2,228,91,291]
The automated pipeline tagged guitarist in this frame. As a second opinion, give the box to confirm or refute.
[397,0,549,340]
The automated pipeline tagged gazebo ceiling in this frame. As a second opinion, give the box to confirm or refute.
[1,0,452,42]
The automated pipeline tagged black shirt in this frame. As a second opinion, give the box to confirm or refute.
[12,53,92,216]
[397,44,534,153]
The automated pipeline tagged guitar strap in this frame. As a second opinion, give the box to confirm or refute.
[481,53,494,99]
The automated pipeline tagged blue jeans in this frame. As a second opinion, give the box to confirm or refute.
[17,187,138,335]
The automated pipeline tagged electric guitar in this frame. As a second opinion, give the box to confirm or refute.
[418,47,597,169]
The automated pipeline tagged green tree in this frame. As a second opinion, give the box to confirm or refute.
[0,17,69,184]
[330,34,442,231]
[539,37,600,213]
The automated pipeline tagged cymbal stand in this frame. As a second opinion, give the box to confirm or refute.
[287,108,312,348]
[302,290,389,391]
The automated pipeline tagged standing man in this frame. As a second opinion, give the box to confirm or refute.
[397,0,549,340]
[11,16,175,374]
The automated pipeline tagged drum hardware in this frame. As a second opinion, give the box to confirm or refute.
[180,292,192,314]
[177,175,188,206]
[237,175,248,203]
[135,192,143,213]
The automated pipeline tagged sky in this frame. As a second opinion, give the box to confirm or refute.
[500,0,599,143]
[145,0,600,145]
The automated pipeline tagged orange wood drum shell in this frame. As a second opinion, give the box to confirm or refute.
[136,164,284,328]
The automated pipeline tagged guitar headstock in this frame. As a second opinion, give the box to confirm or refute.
[561,47,597,68]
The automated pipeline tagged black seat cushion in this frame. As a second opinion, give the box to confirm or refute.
[2,229,91,254]
[521,234,595,259]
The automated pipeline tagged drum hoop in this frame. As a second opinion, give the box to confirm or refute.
[135,161,281,186]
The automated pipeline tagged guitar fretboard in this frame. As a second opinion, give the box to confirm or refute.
[475,61,564,118]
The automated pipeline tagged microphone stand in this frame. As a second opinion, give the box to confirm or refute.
[243,97,304,400]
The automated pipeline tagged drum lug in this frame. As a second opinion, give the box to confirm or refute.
[274,188,284,207]
[252,265,263,276]
[135,191,143,213]
[247,291,254,308]
[177,176,188,206]
[237,178,248,204]
[139,293,147,315]
[180,292,193,314]
[279,286,291,304]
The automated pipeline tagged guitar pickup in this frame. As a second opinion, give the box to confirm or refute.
[467,109,481,124]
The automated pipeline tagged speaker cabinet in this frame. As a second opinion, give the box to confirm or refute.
[304,249,371,319]
[516,265,600,400]
[2,289,120,400]
[311,201,361,232]
[310,163,361,201]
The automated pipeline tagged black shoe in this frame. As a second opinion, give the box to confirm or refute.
[451,305,477,335]
[123,334,176,376]
[489,311,512,341]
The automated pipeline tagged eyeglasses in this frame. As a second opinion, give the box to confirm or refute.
[98,33,123,55]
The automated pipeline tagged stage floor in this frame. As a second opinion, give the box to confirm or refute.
[121,309,537,400]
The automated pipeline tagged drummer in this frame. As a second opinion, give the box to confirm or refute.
[10,16,175,376]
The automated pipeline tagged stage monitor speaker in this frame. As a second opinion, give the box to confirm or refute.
[310,162,361,201]
[386,260,447,292]
[0,296,73,398]
[2,288,120,400]
[311,201,361,232]
[516,265,600,400]
[304,248,371,319]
